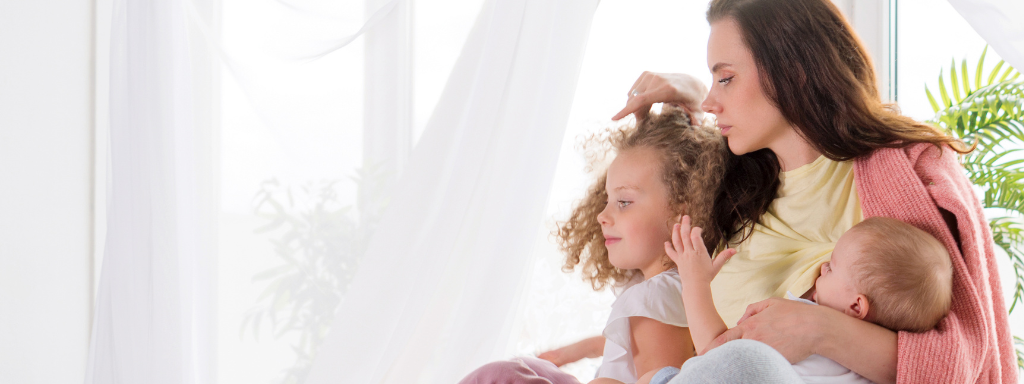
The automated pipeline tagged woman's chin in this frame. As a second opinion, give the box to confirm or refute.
[726,138,751,156]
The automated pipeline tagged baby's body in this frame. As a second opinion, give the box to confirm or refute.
[649,216,952,384]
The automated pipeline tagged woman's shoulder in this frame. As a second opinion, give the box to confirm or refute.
[854,143,964,190]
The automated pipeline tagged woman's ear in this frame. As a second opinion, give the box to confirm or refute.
[847,294,870,320]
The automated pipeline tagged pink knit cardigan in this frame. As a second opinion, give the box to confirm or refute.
[854,143,1016,383]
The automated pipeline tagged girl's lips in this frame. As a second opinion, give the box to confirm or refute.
[605,237,621,246]
[719,125,732,135]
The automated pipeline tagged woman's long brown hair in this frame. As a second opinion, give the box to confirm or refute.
[707,0,969,243]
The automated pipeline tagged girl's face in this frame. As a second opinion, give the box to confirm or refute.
[597,148,675,279]
[701,18,793,156]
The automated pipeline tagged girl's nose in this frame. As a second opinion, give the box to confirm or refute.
[597,205,611,226]
[820,261,829,274]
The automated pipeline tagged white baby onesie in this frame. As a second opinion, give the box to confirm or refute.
[786,292,875,384]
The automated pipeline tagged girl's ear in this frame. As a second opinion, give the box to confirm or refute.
[847,294,870,320]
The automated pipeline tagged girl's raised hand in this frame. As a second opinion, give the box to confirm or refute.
[664,215,737,286]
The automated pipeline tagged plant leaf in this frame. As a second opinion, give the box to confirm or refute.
[951,59,963,102]
[976,45,988,89]
[926,86,941,113]
[939,70,952,107]
[990,60,1006,85]
[962,58,972,97]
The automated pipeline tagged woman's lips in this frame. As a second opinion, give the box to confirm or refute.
[719,125,732,135]
[605,237,621,246]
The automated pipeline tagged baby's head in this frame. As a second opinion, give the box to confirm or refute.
[557,107,729,290]
[813,217,952,332]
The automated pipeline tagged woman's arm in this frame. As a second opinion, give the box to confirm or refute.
[707,298,897,384]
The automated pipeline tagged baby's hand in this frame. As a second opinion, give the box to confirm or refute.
[664,215,737,287]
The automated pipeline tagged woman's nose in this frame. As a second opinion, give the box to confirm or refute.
[701,91,720,114]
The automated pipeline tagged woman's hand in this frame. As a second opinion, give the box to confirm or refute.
[703,298,827,363]
[537,336,605,367]
[612,72,708,125]
[705,297,897,384]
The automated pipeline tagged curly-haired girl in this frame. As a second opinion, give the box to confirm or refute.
[458,106,739,384]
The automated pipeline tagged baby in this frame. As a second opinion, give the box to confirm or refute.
[651,215,952,384]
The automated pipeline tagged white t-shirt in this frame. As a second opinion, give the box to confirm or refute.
[595,269,688,384]
[786,292,875,384]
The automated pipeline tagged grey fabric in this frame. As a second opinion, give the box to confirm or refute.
[667,340,805,384]
[651,366,682,384]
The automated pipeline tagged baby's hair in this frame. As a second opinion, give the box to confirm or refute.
[850,217,953,332]
[556,107,730,290]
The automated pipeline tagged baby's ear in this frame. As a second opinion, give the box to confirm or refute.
[847,294,870,320]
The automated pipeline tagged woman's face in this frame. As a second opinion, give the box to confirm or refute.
[701,18,792,156]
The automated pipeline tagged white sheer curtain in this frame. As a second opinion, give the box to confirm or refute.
[304,0,599,382]
[87,0,599,382]
[947,0,1024,70]
[85,0,210,382]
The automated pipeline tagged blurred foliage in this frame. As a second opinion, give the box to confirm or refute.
[924,46,1024,369]
[241,165,390,384]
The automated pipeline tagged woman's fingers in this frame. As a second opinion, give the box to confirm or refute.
[626,71,652,97]
[612,94,650,121]
[737,298,778,325]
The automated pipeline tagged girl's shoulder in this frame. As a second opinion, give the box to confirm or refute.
[608,269,687,328]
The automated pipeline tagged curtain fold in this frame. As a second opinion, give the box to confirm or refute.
[946,0,1024,70]
[85,0,207,382]
[304,0,599,382]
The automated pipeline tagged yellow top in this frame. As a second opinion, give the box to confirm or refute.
[710,155,864,326]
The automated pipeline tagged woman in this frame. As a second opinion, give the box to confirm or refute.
[463,0,1014,382]
[611,0,1014,383]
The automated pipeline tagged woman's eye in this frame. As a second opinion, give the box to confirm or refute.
[617,200,632,208]
[718,76,734,85]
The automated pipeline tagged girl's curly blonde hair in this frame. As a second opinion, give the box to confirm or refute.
[556,107,730,291]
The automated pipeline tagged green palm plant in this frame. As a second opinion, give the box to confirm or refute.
[924,46,1024,367]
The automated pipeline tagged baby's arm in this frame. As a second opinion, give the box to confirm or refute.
[664,216,737,353]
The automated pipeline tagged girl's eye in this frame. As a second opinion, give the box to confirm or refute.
[718,76,734,85]
[617,200,632,208]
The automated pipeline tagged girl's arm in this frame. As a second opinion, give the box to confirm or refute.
[707,298,897,384]
[679,279,728,353]
[537,336,605,367]
[629,317,693,380]
[664,216,737,353]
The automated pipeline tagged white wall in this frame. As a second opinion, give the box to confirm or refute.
[0,1,94,382]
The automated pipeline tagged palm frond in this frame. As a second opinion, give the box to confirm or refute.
[991,218,1024,311]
